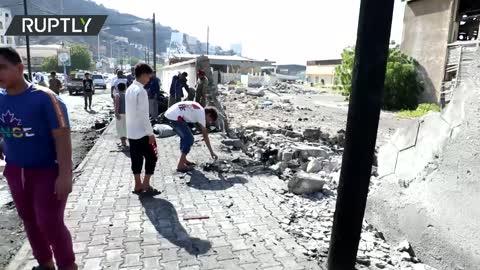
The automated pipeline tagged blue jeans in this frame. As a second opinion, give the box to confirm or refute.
[171,121,194,155]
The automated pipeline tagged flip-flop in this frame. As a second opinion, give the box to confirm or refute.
[143,186,161,196]
[132,189,143,195]
[177,166,194,173]
[186,161,197,166]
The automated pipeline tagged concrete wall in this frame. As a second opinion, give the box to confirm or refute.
[306,65,337,85]
[401,0,456,103]
[160,60,197,94]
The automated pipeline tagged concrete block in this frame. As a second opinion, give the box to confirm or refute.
[288,172,326,195]
[391,120,420,151]
[293,145,331,160]
[377,143,399,177]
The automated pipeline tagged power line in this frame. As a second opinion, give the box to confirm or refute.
[0,3,23,9]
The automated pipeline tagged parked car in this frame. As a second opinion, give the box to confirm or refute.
[66,72,95,95]
[92,74,107,89]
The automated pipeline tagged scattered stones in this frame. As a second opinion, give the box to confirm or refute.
[306,159,323,173]
[303,128,322,141]
[221,138,243,149]
[246,89,265,97]
[288,172,326,195]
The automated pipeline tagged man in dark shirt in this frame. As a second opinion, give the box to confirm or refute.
[49,71,62,95]
[83,73,94,110]
[145,76,161,118]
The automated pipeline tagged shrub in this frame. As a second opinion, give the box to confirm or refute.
[397,103,441,118]
[335,47,424,110]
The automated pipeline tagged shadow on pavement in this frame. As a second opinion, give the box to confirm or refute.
[140,197,212,255]
[185,170,248,191]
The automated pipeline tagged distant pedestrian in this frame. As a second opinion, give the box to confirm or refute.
[115,82,128,148]
[36,72,47,87]
[168,72,180,107]
[0,47,77,270]
[125,63,160,196]
[112,70,128,99]
[164,101,219,172]
[49,71,63,95]
[195,70,209,107]
[83,72,94,110]
[145,76,161,119]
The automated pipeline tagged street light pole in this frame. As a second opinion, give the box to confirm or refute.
[326,0,395,269]
[23,0,32,80]
[152,13,157,73]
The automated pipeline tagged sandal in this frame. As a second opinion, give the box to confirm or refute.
[132,189,143,195]
[142,186,161,196]
[177,166,194,173]
[186,161,197,166]
[32,266,55,270]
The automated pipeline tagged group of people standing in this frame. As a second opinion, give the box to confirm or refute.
[113,64,219,194]
[169,70,209,107]
[0,47,218,270]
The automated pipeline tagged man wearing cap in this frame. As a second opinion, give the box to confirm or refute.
[195,70,209,107]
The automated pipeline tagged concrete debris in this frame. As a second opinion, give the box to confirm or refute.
[235,87,247,94]
[306,159,323,173]
[303,128,321,141]
[221,138,243,149]
[288,172,326,195]
[246,88,265,97]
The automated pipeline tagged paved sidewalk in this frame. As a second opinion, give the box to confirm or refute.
[7,125,323,270]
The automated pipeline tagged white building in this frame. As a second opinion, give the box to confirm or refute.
[0,8,15,48]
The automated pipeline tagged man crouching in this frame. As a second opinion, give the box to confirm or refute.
[164,101,219,172]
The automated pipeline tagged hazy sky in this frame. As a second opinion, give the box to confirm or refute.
[93,0,406,64]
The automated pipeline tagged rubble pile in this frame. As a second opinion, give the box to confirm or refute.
[268,82,317,95]
[217,122,435,269]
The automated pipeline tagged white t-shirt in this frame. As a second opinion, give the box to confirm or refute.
[125,80,154,139]
[165,101,206,127]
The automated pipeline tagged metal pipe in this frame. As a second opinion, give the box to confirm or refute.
[326,0,395,269]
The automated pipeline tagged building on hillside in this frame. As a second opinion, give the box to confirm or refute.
[306,59,342,86]
[16,44,64,71]
[401,0,480,104]
[0,8,15,48]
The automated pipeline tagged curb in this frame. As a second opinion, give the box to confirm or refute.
[5,122,114,270]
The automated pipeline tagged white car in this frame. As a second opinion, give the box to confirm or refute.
[92,74,107,89]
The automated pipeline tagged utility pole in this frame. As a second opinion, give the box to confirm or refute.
[152,13,157,73]
[206,26,209,55]
[326,0,394,269]
[23,0,32,80]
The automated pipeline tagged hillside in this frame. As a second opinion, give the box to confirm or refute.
[3,0,219,59]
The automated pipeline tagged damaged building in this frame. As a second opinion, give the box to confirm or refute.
[401,0,480,105]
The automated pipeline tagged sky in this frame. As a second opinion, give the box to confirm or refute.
[93,0,406,65]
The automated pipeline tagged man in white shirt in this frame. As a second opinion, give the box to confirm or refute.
[125,63,159,196]
[111,70,128,99]
[164,101,219,172]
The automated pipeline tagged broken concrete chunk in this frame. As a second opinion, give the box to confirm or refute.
[294,145,332,160]
[288,171,326,195]
[303,128,321,141]
[235,87,247,94]
[221,139,243,149]
[306,159,323,173]
[246,89,265,97]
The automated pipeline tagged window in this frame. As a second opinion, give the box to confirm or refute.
[0,22,3,30]
[0,36,4,44]
[6,37,12,44]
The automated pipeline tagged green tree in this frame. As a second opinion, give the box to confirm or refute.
[129,57,140,66]
[70,44,92,71]
[335,47,424,110]
[41,56,62,73]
